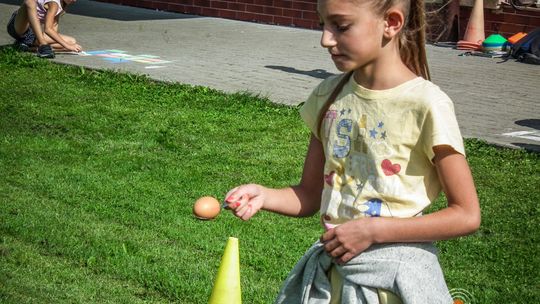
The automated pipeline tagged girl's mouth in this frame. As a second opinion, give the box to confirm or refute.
[331,54,346,61]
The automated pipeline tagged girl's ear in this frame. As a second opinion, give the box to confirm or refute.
[383,9,405,39]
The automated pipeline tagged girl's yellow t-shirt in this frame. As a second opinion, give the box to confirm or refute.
[300,74,465,225]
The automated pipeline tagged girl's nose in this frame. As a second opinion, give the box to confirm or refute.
[320,27,337,48]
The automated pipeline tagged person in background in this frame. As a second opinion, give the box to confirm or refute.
[7,0,82,58]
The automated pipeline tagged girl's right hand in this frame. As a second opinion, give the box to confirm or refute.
[67,43,82,52]
[225,184,266,221]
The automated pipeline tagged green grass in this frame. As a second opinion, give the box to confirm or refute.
[0,47,538,303]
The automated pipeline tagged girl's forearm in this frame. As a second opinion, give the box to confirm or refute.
[261,185,320,217]
[44,27,69,48]
[370,204,481,244]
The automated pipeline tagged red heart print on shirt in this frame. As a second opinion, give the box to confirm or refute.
[324,171,335,186]
[381,159,401,176]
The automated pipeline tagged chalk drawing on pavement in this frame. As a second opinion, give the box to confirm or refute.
[501,131,540,142]
[55,51,90,56]
[85,50,172,65]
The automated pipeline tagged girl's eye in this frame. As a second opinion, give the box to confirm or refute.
[336,24,350,32]
[318,20,350,32]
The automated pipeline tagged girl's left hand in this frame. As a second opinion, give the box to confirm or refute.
[320,217,377,264]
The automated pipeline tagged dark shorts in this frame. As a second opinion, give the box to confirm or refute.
[6,11,36,46]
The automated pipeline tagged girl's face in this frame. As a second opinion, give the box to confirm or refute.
[317,0,386,72]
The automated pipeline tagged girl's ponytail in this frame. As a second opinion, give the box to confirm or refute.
[370,0,430,80]
[401,0,430,80]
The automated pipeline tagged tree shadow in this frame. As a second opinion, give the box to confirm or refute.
[0,0,199,21]
[515,119,540,130]
[510,119,540,153]
[265,65,334,79]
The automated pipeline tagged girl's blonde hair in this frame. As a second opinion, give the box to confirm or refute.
[372,0,431,80]
[316,0,430,138]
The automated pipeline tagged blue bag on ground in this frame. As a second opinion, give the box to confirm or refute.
[509,27,540,65]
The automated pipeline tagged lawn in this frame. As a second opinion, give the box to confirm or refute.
[0,47,538,303]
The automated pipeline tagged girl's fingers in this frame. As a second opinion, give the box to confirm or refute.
[323,238,350,264]
[320,228,335,243]
[322,237,340,253]
[224,184,261,220]
[225,188,242,207]
[226,191,250,211]
[242,205,254,221]
[237,203,253,221]
[225,186,249,202]
[233,194,250,210]
[329,245,347,259]
[336,252,355,265]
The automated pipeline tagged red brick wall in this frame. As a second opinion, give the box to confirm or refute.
[460,6,540,39]
[97,0,321,29]
[97,0,540,41]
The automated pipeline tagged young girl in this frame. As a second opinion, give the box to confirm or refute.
[7,0,82,58]
[225,0,480,302]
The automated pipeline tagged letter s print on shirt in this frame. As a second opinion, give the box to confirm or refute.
[334,119,353,158]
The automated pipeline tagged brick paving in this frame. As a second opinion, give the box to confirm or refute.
[1,0,538,151]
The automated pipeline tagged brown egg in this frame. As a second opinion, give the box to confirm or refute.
[193,196,221,220]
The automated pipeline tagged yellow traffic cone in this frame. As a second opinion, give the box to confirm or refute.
[209,237,241,304]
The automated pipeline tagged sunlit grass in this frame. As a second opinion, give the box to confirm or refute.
[1,47,538,303]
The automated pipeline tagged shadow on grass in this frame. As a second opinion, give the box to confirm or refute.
[512,142,540,153]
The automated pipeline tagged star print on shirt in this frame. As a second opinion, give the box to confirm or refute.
[369,128,378,138]
[340,108,352,116]
[381,131,387,140]
[378,121,384,128]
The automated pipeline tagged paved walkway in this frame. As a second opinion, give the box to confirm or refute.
[1,0,539,151]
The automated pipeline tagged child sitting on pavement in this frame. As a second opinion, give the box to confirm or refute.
[7,0,82,58]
